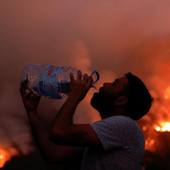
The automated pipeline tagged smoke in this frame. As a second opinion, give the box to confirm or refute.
[0,85,35,166]
[132,37,170,156]
[0,0,170,166]
[137,37,170,123]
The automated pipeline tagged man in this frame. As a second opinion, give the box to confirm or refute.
[20,71,153,170]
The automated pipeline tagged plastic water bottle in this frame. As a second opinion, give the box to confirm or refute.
[21,63,99,99]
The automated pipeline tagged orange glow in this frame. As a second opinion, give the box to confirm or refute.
[0,155,4,159]
[145,139,155,148]
[167,87,170,94]
[142,126,147,131]
[164,87,170,99]
[155,126,161,131]
[155,122,170,132]
[0,150,7,168]
[150,139,155,145]
[164,94,169,99]
[0,148,18,168]
[145,140,149,146]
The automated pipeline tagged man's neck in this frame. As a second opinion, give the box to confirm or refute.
[100,108,127,119]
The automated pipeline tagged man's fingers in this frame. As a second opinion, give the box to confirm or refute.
[70,73,75,82]
[87,76,93,87]
[24,89,33,99]
[70,70,93,86]
[82,74,88,83]
[77,70,82,81]
[24,89,41,100]
[20,80,28,94]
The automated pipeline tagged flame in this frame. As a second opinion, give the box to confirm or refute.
[164,87,170,99]
[0,150,8,168]
[145,139,155,147]
[0,148,18,168]
[142,126,147,131]
[0,155,4,159]
[155,122,170,132]
[164,94,169,99]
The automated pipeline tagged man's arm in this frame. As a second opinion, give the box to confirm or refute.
[49,71,102,147]
[20,81,83,164]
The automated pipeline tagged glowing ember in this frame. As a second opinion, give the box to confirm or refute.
[145,139,155,147]
[142,126,147,131]
[155,122,170,132]
[145,140,149,145]
[0,148,18,168]
[150,139,155,145]
[0,151,7,168]
[155,126,161,131]
[0,155,3,159]
[164,87,170,99]
[164,94,169,99]
[167,87,170,94]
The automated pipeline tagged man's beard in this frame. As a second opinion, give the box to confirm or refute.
[91,93,113,113]
[90,93,103,112]
[91,92,119,114]
[91,87,106,112]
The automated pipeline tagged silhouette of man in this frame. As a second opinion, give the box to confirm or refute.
[20,71,153,170]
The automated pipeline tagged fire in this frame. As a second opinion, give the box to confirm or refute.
[164,87,170,99]
[0,155,4,159]
[0,148,18,168]
[142,126,147,131]
[0,150,8,168]
[145,139,155,146]
[164,94,169,99]
[155,122,170,132]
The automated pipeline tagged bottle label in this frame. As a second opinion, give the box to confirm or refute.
[37,65,63,99]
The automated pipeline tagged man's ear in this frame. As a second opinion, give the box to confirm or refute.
[114,96,128,106]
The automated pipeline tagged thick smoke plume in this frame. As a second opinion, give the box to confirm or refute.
[0,0,170,166]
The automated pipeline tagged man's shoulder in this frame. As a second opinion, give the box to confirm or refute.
[99,115,135,124]
[91,115,141,133]
[90,115,144,152]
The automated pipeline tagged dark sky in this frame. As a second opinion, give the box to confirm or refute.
[1,0,170,169]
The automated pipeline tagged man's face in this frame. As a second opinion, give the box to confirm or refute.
[91,76,129,112]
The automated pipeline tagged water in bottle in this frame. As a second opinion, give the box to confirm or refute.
[21,63,99,99]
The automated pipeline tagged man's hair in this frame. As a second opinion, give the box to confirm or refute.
[124,72,153,120]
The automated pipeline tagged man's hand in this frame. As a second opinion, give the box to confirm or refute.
[69,70,93,102]
[20,80,41,112]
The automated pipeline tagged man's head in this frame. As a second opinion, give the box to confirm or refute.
[90,72,153,120]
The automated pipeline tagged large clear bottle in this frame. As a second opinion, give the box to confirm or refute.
[21,63,99,99]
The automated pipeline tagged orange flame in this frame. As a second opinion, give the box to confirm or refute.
[164,87,170,99]
[0,155,4,159]
[0,150,8,168]
[164,94,169,99]
[155,122,170,132]
[0,148,18,168]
